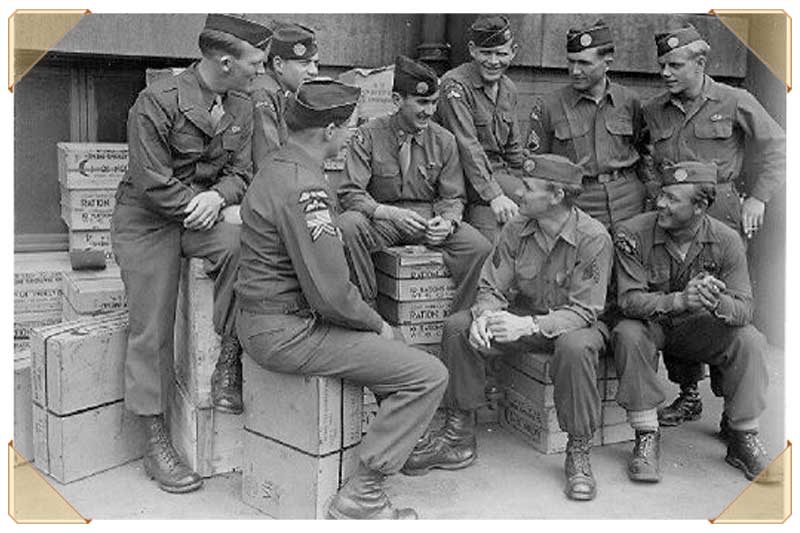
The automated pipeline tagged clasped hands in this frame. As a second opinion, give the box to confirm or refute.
[375,205,453,245]
[680,272,727,313]
[183,190,225,231]
[469,310,538,351]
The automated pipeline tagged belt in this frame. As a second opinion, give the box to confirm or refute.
[239,293,309,315]
[583,168,635,185]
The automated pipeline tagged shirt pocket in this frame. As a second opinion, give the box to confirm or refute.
[368,161,402,200]
[604,114,634,137]
[694,115,733,139]
[647,264,671,293]
[553,118,591,141]
[474,114,494,147]
[170,130,205,156]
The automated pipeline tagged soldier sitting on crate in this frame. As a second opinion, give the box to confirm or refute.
[235,79,448,520]
[111,14,271,493]
[611,161,775,484]
[338,55,492,312]
[403,153,614,502]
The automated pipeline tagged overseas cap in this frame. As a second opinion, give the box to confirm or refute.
[204,14,272,49]
[654,24,704,58]
[659,161,718,186]
[521,154,583,187]
[286,79,361,128]
[567,19,613,53]
[392,55,439,97]
[469,15,513,48]
[270,22,318,60]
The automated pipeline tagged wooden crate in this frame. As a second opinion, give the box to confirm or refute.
[373,245,450,279]
[14,252,70,317]
[14,352,34,463]
[60,200,114,230]
[68,229,114,261]
[173,259,220,409]
[397,321,443,345]
[377,296,452,325]
[61,268,126,315]
[376,272,455,301]
[505,350,617,385]
[167,380,243,478]
[57,142,127,189]
[14,310,62,340]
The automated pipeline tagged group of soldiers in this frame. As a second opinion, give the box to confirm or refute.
[111,13,785,519]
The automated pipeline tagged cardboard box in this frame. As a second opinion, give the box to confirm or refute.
[373,245,451,279]
[32,400,144,483]
[62,268,126,315]
[397,321,444,345]
[377,295,452,325]
[243,355,362,456]
[376,272,455,301]
[167,380,243,478]
[68,229,114,260]
[57,142,127,189]
[14,352,34,462]
[242,429,359,519]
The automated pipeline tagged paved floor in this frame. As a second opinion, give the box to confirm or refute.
[41,347,785,521]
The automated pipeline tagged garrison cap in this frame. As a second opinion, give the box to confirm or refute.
[469,15,513,48]
[567,19,613,53]
[270,22,318,60]
[392,55,439,97]
[521,154,583,187]
[287,79,360,128]
[655,24,704,57]
[659,161,718,186]
[203,14,272,49]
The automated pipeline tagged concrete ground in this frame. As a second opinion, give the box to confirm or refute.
[45,347,785,520]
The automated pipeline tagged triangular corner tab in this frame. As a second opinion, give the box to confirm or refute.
[8,9,90,91]
[711,10,792,92]
[8,442,90,523]
[711,441,791,524]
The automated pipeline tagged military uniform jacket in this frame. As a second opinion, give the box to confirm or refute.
[643,75,785,202]
[236,141,385,333]
[614,212,753,327]
[251,70,290,171]
[473,207,612,338]
[116,63,253,222]
[436,62,524,202]
[527,80,647,177]
[338,114,465,222]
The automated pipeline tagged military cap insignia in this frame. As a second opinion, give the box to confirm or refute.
[230,125,241,134]
[447,87,462,99]
[503,29,512,40]
[299,189,337,241]
[710,113,723,121]
[674,168,688,182]
[523,159,536,173]
[293,42,307,57]
[416,81,428,95]
[614,232,638,255]
[667,36,679,49]
[580,33,592,47]
[526,130,540,152]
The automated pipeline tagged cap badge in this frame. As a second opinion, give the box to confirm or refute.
[667,36,680,49]
[580,33,592,47]
[503,29,512,40]
[416,81,429,95]
[293,42,307,57]
[710,113,722,121]
[674,168,688,182]
[523,159,536,173]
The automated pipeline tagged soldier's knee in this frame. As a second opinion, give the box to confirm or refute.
[611,319,649,347]
[428,357,449,391]
[732,325,767,356]
[554,329,600,368]
[219,224,241,258]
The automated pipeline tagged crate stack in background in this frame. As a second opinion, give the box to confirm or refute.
[61,267,126,321]
[14,252,72,353]
[500,352,632,454]
[57,142,128,265]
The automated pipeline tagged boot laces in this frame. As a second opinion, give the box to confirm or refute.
[150,422,183,470]
[567,437,592,476]
[741,432,768,458]
[635,432,657,457]
[216,362,240,388]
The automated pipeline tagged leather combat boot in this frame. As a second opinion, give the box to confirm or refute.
[628,430,661,482]
[327,462,417,519]
[564,435,596,501]
[658,384,702,426]
[142,414,203,493]
[211,334,243,414]
[400,408,477,476]
[726,429,778,483]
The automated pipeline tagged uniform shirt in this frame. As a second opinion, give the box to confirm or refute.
[614,212,752,327]
[236,141,384,333]
[436,62,524,202]
[116,63,253,222]
[338,113,465,222]
[643,75,785,202]
[527,80,646,177]
[473,207,612,338]
[251,70,290,172]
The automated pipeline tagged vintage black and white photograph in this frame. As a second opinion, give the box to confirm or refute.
[9,5,790,522]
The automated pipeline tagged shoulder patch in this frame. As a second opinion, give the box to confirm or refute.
[299,189,337,241]
[581,258,601,284]
[526,129,541,152]
[444,80,466,100]
[354,129,366,146]
[613,231,638,256]
[529,100,543,123]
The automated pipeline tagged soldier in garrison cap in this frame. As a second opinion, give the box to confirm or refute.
[236,79,447,520]
[611,161,776,485]
[338,55,492,313]
[251,22,320,171]
[642,23,785,430]
[527,19,653,231]
[435,15,526,243]
[111,13,270,493]
[404,154,614,503]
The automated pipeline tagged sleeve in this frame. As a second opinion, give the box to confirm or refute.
[503,90,524,169]
[711,233,754,326]
[526,96,552,154]
[614,226,684,319]
[338,127,381,216]
[125,91,196,222]
[212,104,253,206]
[433,135,466,223]
[252,90,284,173]
[735,91,786,203]
[631,97,661,203]
[471,224,517,318]
[537,231,613,338]
[278,184,385,333]
[437,80,504,202]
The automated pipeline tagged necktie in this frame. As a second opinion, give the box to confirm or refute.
[398,135,413,179]
[210,95,225,130]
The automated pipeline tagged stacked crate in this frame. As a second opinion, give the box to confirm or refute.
[14,252,72,352]
[242,356,362,519]
[167,258,243,477]
[14,347,34,463]
[57,142,128,264]
[500,351,632,454]
[60,266,126,321]
[30,311,145,483]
